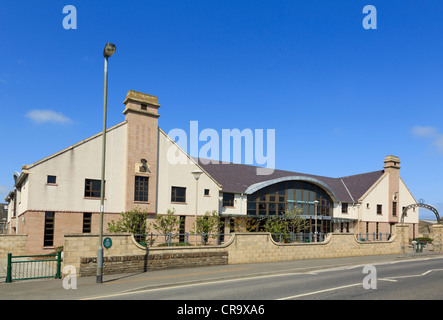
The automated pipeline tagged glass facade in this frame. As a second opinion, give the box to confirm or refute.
[247,181,333,217]
[246,180,334,234]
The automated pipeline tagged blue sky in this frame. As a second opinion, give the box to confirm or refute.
[1,1,442,219]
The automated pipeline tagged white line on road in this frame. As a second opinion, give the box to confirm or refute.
[277,267,443,300]
[276,283,361,300]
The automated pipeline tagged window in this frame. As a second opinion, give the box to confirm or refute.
[171,187,186,203]
[141,104,147,111]
[134,176,149,202]
[392,201,397,216]
[246,181,333,217]
[44,212,55,247]
[223,193,235,207]
[85,179,103,198]
[47,175,57,184]
[83,213,92,233]
[204,189,210,196]
[377,204,382,215]
[341,203,348,214]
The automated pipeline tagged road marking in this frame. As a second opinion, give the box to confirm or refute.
[277,267,443,300]
[276,283,361,300]
[79,271,307,300]
[378,278,398,282]
[103,267,252,285]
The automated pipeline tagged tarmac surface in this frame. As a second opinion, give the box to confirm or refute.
[0,253,438,300]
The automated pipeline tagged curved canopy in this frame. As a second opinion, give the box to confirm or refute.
[245,175,339,203]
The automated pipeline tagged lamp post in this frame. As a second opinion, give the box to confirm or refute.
[314,200,319,242]
[191,170,203,241]
[97,42,116,284]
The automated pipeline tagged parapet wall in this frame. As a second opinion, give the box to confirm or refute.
[63,224,410,277]
[0,235,27,259]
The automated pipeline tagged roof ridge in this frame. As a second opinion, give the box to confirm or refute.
[194,157,336,179]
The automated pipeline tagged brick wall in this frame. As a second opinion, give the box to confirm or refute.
[19,211,121,255]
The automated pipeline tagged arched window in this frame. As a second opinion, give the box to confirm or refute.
[246,181,333,217]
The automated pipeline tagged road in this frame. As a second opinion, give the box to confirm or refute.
[82,256,443,300]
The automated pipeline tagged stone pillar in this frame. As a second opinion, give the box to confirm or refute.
[431,224,443,253]
[395,224,410,254]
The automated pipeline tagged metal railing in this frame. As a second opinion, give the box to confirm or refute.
[134,233,232,247]
[356,232,392,242]
[134,232,330,247]
[6,252,62,283]
[271,232,328,243]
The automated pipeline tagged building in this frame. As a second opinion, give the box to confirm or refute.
[4,90,419,254]
[0,203,7,234]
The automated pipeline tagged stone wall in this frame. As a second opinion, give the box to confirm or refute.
[227,227,406,265]
[63,224,410,277]
[79,251,228,277]
[430,224,443,252]
[0,235,27,258]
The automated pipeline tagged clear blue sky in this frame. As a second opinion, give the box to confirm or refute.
[1,1,442,219]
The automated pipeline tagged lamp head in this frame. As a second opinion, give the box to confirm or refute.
[191,169,203,180]
[103,42,116,58]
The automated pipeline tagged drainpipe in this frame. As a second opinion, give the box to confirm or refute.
[240,193,244,215]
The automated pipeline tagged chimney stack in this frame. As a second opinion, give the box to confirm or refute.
[384,155,400,222]
[123,90,160,214]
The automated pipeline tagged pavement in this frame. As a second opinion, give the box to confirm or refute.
[1,252,440,300]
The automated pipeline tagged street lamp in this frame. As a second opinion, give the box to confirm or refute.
[314,200,319,242]
[97,42,116,284]
[191,170,203,239]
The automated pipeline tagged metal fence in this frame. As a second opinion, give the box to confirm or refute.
[134,232,330,247]
[134,233,232,247]
[271,232,328,243]
[355,232,392,242]
[6,252,62,283]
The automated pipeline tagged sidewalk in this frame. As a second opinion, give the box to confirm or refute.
[0,253,440,300]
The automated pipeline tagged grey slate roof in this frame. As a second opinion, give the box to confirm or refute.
[195,158,384,203]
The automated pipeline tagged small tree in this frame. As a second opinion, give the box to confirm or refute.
[193,210,224,245]
[284,207,309,240]
[149,208,182,243]
[107,207,148,235]
[264,216,288,242]
[232,216,259,232]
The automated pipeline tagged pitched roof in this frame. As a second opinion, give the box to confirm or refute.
[195,158,384,203]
